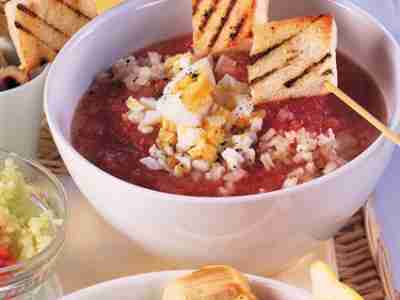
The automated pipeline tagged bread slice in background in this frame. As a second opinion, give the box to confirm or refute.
[163,266,258,300]
[5,0,95,72]
[0,0,11,36]
[248,15,338,103]
[13,2,69,50]
[5,0,56,71]
[193,0,267,57]
[25,0,91,36]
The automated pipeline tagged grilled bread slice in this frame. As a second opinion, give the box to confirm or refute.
[24,0,91,36]
[0,0,10,36]
[248,15,338,103]
[193,0,261,57]
[5,0,95,72]
[163,266,258,300]
[5,0,57,71]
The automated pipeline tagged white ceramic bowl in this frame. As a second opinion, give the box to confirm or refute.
[45,0,400,274]
[0,64,48,159]
[60,271,312,300]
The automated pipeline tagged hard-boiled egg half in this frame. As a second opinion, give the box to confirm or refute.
[157,57,216,127]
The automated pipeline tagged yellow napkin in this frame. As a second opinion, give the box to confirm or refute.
[96,0,124,14]
[311,261,364,300]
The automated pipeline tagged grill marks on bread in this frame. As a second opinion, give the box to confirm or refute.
[250,16,320,60]
[15,3,68,51]
[21,0,90,37]
[207,0,237,48]
[250,53,299,85]
[61,0,96,19]
[192,0,199,15]
[248,15,338,103]
[5,0,95,71]
[192,0,255,56]
[283,52,331,88]
[195,0,216,34]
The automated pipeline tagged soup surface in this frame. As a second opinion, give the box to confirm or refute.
[72,34,385,197]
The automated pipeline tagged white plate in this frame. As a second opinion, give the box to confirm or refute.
[60,271,312,300]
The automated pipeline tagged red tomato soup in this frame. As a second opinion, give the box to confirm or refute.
[72,34,385,197]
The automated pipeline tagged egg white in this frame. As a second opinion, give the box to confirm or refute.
[156,94,201,127]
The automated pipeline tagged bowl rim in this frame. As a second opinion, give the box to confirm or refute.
[45,0,400,205]
[59,270,312,300]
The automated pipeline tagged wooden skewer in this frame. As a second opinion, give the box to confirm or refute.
[324,81,400,145]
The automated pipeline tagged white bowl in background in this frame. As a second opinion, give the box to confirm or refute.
[0,63,48,159]
[45,0,400,274]
[60,271,312,300]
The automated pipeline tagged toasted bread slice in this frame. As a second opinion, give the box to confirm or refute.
[14,2,69,50]
[193,0,261,57]
[0,0,11,36]
[163,266,258,300]
[23,0,91,36]
[5,0,57,70]
[248,15,338,103]
[5,0,94,71]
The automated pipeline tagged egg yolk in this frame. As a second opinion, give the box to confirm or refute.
[173,70,214,114]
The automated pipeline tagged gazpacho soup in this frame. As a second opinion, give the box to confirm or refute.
[72,34,385,197]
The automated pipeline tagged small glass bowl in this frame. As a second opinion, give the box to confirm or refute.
[0,150,67,299]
